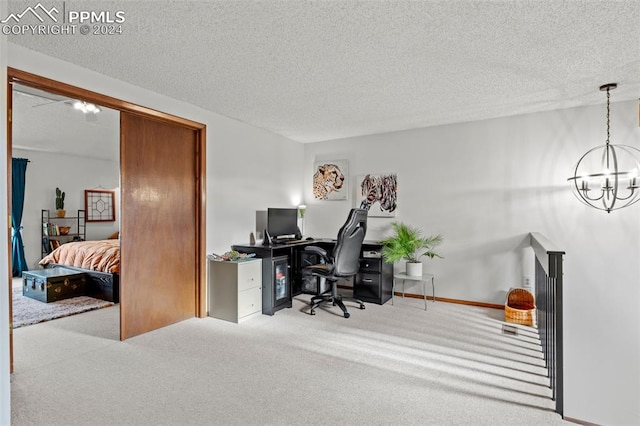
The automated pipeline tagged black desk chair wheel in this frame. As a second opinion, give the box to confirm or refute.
[303,208,368,318]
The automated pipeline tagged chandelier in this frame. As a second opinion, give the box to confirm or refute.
[567,83,640,213]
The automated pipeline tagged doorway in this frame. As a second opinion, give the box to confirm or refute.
[12,82,121,279]
[7,68,207,371]
[11,82,120,333]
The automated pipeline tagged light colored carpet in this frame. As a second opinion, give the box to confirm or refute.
[11,294,570,425]
[12,285,114,328]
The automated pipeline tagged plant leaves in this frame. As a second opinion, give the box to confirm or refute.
[381,222,442,263]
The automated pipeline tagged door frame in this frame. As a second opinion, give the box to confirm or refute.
[6,68,207,368]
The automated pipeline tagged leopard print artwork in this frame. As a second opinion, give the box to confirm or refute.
[313,164,345,199]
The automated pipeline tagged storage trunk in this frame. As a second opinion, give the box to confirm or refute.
[23,268,86,303]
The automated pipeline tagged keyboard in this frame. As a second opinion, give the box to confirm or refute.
[273,238,302,244]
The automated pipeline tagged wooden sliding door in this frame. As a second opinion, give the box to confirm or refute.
[8,68,206,353]
[120,112,200,340]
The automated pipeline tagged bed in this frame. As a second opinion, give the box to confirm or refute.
[39,239,120,302]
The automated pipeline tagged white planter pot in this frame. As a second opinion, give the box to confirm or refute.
[406,262,422,277]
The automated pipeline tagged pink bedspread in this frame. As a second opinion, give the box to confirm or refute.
[39,239,120,274]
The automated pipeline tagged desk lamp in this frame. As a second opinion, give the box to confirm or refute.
[298,205,306,236]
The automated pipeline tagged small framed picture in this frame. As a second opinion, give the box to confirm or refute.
[356,173,398,217]
[312,160,349,200]
[84,189,116,222]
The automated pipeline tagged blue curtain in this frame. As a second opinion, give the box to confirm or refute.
[12,157,29,277]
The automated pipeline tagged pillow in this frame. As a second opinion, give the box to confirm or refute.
[108,231,119,239]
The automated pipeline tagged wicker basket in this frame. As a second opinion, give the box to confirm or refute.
[505,288,536,326]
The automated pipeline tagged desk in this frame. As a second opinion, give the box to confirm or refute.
[392,272,435,311]
[232,239,392,315]
[231,240,313,315]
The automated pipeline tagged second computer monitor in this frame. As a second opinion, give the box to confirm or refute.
[267,208,299,240]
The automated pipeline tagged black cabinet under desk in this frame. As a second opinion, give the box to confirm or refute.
[354,247,393,305]
[232,239,393,314]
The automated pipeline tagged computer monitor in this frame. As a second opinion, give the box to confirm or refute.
[266,208,299,241]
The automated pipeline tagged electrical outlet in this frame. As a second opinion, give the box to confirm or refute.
[523,275,533,288]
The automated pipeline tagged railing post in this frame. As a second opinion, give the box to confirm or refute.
[530,233,564,418]
[549,252,563,416]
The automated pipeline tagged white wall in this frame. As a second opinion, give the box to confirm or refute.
[0,3,11,424]
[205,110,305,252]
[304,102,640,425]
[12,148,120,270]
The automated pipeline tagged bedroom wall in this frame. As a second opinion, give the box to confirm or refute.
[11,148,120,270]
[303,101,640,425]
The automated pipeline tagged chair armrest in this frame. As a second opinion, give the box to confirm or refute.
[304,246,330,264]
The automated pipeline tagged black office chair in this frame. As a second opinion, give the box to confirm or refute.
[303,208,368,318]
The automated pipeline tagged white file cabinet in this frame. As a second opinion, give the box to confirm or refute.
[208,258,262,323]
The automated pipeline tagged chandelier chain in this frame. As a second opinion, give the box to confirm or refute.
[606,87,610,145]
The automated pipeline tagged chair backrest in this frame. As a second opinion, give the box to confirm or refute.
[332,208,368,277]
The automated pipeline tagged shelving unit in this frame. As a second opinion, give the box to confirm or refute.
[41,209,86,258]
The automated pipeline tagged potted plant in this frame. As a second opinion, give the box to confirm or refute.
[381,221,442,276]
[55,187,66,218]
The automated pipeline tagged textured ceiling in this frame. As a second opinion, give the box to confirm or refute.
[12,84,119,161]
[7,0,640,143]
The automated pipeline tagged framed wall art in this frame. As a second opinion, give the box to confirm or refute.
[84,189,116,222]
[312,160,348,200]
[356,173,398,217]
